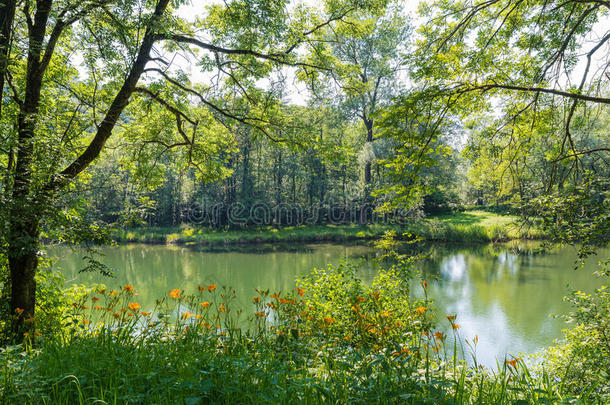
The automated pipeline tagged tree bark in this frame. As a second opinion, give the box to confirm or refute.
[6,0,171,340]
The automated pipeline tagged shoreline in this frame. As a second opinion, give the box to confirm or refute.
[111,211,545,247]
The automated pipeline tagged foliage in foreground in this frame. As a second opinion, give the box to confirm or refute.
[1,263,603,404]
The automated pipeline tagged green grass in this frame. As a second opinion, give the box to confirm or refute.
[0,265,589,404]
[114,210,544,246]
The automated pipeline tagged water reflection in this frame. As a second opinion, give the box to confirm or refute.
[415,243,606,366]
[47,241,607,367]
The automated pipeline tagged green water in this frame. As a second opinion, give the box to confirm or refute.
[47,242,607,366]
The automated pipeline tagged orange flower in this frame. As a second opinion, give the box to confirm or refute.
[128,302,141,312]
[34,331,41,337]
[15,307,24,315]
[198,286,206,292]
[83,319,90,325]
[380,311,390,317]
[323,317,335,324]
[414,306,427,316]
[24,317,35,324]
[473,335,479,345]
[218,304,226,312]
[181,312,192,320]
[92,296,100,302]
[370,291,380,299]
[123,285,134,292]
[109,290,118,296]
[169,289,181,299]
[252,296,260,303]
[279,297,293,305]
[200,301,211,309]
[505,358,520,368]
[355,296,365,303]
[207,284,217,292]
[296,287,305,297]
[446,314,456,322]
[141,311,151,317]
[113,313,121,319]
[94,305,101,310]
[255,311,265,318]
[270,293,280,299]
[434,331,444,340]
[97,288,106,295]
[421,280,428,291]
[452,324,460,330]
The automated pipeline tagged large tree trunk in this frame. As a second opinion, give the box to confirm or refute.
[8,218,39,338]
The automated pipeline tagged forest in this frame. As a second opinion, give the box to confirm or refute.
[0,0,608,403]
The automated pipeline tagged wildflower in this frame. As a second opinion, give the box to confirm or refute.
[296,287,305,297]
[505,358,519,368]
[414,306,427,316]
[218,304,226,312]
[198,286,206,292]
[83,319,90,325]
[92,296,100,302]
[113,313,121,319]
[421,280,428,291]
[452,324,460,330]
[80,305,88,310]
[380,311,390,317]
[109,290,118,296]
[434,331,444,340]
[141,311,151,317]
[128,302,141,312]
[252,296,260,303]
[24,317,35,324]
[98,288,106,295]
[255,311,265,318]
[422,330,429,336]
[446,314,456,322]
[207,284,217,292]
[123,285,134,292]
[270,293,280,299]
[356,296,365,303]
[94,305,101,310]
[200,301,211,309]
[473,335,479,345]
[323,317,335,324]
[181,312,192,320]
[195,314,201,320]
[344,336,351,341]
[279,297,293,305]
[169,289,181,299]
[370,291,380,299]
[34,331,41,337]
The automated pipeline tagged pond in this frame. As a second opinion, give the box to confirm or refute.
[47,241,607,367]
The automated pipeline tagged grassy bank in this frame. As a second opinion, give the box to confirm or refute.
[115,210,544,246]
[1,264,594,404]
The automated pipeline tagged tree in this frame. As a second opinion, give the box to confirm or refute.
[0,0,386,339]
[414,0,610,170]
[305,1,411,202]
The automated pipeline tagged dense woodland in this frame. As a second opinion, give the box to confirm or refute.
[0,0,608,403]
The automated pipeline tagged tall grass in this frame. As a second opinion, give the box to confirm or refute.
[115,211,544,246]
[0,265,585,404]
